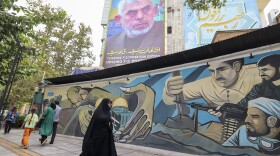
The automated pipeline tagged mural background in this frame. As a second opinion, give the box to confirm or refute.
[44,49,280,155]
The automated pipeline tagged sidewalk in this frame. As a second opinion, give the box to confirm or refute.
[0,129,192,156]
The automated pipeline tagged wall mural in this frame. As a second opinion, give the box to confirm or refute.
[45,50,280,155]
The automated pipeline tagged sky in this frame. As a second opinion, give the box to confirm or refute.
[18,0,106,67]
[43,0,106,67]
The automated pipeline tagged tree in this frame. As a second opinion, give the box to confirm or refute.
[0,0,39,98]
[27,0,95,76]
[184,0,227,11]
[1,0,95,108]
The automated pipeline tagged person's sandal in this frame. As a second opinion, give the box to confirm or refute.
[41,139,47,145]
[23,144,29,149]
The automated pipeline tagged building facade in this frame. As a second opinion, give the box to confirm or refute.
[99,0,272,68]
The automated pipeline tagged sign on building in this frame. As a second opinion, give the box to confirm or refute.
[184,0,262,49]
[103,0,165,68]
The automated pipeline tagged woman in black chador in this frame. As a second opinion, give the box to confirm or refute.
[80,98,117,156]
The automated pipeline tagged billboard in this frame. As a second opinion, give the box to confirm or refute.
[103,0,165,68]
[184,0,262,49]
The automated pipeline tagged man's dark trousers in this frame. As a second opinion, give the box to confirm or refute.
[50,122,58,143]
[4,120,12,134]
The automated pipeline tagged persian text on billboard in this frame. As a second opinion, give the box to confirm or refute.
[184,0,262,50]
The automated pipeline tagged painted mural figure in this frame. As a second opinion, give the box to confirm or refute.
[60,83,155,144]
[61,87,118,136]
[61,86,90,109]
[163,58,261,107]
[116,83,155,143]
[237,54,280,107]
[223,97,280,154]
[104,0,164,68]
[211,54,280,117]
[44,50,280,155]
[162,58,262,143]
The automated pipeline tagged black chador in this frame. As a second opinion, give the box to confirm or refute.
[80,98,117,156]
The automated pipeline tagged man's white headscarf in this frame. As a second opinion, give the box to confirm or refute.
[248,97,280,119]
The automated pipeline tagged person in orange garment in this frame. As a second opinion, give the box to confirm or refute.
[21,108,39,149]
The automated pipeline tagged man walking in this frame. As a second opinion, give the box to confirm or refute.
[4,107,18,134]
[50,101,62,144]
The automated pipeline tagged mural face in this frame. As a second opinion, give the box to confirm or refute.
[103,0,165,68]
[45,50,280,155]
[208,60,242,87]
[245,107,269,136]
[184,0,262,49]
[258,64,278,81]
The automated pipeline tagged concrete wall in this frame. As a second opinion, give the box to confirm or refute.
[43,42,280,155]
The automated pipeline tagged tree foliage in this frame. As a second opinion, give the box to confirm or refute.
[184,0,227,11]
[27,0,95,76]
[0,0,38,91]
[1,0,95,108]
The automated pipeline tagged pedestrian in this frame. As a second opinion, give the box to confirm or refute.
[4,107,18,134]
[21,108,39,149]
[80,98,117,156]
[50,101,62,144]
[39,102,56,145]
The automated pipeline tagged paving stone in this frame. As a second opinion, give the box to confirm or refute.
[0,129,191,156]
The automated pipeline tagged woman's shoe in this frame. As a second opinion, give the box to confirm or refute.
[23,144,29,149]
[41,139,47,145]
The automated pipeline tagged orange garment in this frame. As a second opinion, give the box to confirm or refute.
[21,128,33,146]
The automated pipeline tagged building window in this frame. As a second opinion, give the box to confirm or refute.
[167,26,172,34]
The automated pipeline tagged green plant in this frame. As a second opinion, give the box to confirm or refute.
[184,0,227,11]
[14,115,26,128]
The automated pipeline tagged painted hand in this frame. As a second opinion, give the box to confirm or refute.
[208,106,222,117]
[79,105,95,134]
[165,76,184,96]
[117,83,155,143]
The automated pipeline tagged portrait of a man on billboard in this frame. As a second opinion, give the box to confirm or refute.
[103,0,165,68]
